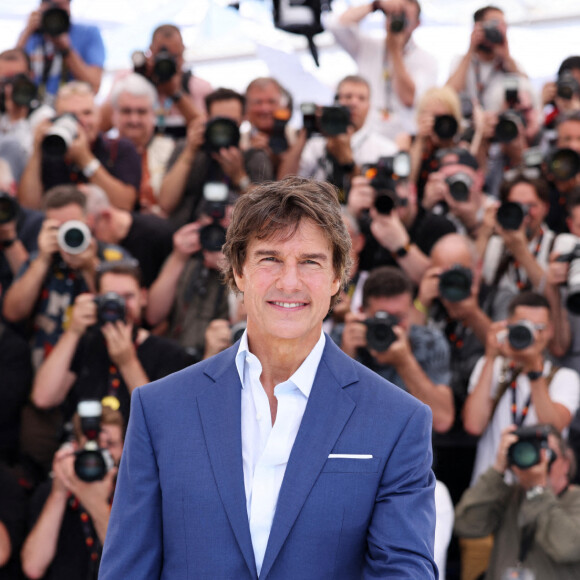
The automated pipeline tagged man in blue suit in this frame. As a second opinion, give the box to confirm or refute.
[99,177,437,579]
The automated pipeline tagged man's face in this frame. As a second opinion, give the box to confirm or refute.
[98,272,145,327]
[209,98,244,127]
[233,219,340,350]
[113,92,155,149]
[507,182,547,239]
[56,93,99,143]
[557,120,580,154]
[245,83,282,133]
[364,293,411,331]
[98,423,124,464]
[0,56,28,81]
[336,81,370,131]
[150,32,184,71]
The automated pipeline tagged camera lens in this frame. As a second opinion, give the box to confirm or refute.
[41,6,70,37]
[445,173,472,202]
[96,292,126,326]
[75,450,108,482]
[433,115,458,140]
[496,201,525,230]
[508,440,540,469]
[507,323,534,350]
[439,267,472,303]
[57,220,91,255]
[374,192,395,215]
[11,75,37,108]
[494,114,520,143]
[390,13,407,33]
[199,223,227,252]
[204,118,240,152]
[0,192,18,224]
[365,312,398,352]
[547,148,580,181]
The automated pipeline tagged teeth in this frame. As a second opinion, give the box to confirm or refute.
[273,302,303,308]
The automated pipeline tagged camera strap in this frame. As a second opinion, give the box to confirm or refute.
[517,521,537,566]
[68,495,103,578]
[473,57,503,106]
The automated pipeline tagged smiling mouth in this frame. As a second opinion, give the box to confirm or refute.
[270,301,307,309]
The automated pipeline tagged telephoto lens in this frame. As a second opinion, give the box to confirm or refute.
[204,117,240,153]
[433,115,458,140]
[445,173,472,202]
[496,201,526,230]
[41,4,70,37]
[57,220,91,255]
[42,114,79,157]
[546,148,580,182]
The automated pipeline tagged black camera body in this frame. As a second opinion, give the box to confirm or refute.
[482,21,503,45]
[496,201,527,231]
[0,191,19,225]
[439,265,472,303]
[364,311,399,352]
[494,110,525,143]
[508,424,554,470]
[199,182,228,252]
[556,71,580,101]
[153,49,177,84]
[445,172,472,202]
[41,4,70,37]
[364,153,411,215]
[74,400,114,482]
[94,292,126,327]
[320,106,350,136]
[0,74,38,113]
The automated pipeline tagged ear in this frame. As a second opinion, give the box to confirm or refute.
[233,268,245,293]
[331,276,341,297]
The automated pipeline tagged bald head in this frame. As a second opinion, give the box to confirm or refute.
[430,234,476,271]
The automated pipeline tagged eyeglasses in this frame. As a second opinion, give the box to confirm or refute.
[119,107,150,116]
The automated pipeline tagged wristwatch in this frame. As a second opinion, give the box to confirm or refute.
[82,158,101,179]
[170,90,184,104]
[393,241,411,259]
[527,369,543,381]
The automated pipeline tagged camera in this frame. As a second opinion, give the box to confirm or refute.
[42,113,79,158]
[556,71,580,101]
[152,48,177,84]
[507,320,536,350]
[439,265,472,303]
[508,424,554,470]
[389,12,407,33]
[300,102,317,137]
[268,108,291,154]
[482,20,503,45]
[433,114,458,140]
[0,74,38,113]
[204,117,240,153]
[0,191,18,225]
[57,220,91,255]
[445,172,472,202]
[319,106,351,136]
[364,311,399,352]
[496,201,527,231]
[231,320,247,343]
[41,3,70,37]
[545,148,580,182]
[74,401,114,482]
[199,182,228,252]
[94,292,126,327]
[364,153,411,215]
[553,233,580,315]
[494,110,525,143]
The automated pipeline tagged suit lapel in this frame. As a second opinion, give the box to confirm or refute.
[197,349,257,578]
[259,340,357,579]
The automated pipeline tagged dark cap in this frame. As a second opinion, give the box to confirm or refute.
[436,147,479,171]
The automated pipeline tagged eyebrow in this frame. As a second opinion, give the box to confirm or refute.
[253,249,329,262]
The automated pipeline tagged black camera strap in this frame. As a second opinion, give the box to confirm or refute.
[68,495,103,579]
[518,521,537,566]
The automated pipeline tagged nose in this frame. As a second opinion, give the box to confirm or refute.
[276,261,301,292]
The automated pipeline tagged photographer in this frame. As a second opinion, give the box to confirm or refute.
[545,111,580,234]
[21,403,124,580]
[463,291,580,486]
[101,24,210,137]
[422,147,491,238]
[446,5,526,110]
[2,185,131,368]
[146,209,232,360]
[18,81,141,211]
[480,172,554,315]
[455,425,580,580]
[280,76,397,188]
[542,56,580,130]
[30,260,192,424]
[336,266,454,433]
[159,88,273,229]
[326,0,437,139]
[16,0,104,102]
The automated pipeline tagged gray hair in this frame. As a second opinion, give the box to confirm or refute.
[81,183,112,217]
[111,73,157,109]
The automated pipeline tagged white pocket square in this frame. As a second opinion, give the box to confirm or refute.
[328,454,373,459]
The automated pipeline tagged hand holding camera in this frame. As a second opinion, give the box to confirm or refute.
[347,176,375,218]
[184,117,206,158]
[69,292,97,335]
[369,206,409,253]
[37,217,61,262]
[486,320,508,359]
[100,317,136,368]
[172,221,204,261]
[326,127,355,166]
[203,319,233,359]
[416,266,443,312]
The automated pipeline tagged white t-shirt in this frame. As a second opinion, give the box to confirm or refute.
[469,356,580,485]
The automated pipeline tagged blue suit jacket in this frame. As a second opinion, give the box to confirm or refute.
[99,337,437,579]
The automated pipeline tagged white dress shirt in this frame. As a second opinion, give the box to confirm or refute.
[235,330,326,576]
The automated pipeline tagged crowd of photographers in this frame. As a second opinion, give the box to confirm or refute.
[1,0,580,578]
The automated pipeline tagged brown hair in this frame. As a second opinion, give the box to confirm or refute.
[72,404,125,443]
[42,184,87,213]
[221,177,352,309]
[95,259,142,291]
[362,266,413,308]
[499,172,550,204]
